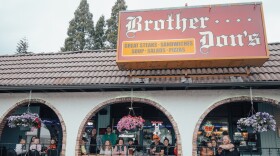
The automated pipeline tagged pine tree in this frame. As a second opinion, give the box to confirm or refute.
[61,0,95,51]
[106,0,127,49]
[16,37,29,54]
[94,15,106,50]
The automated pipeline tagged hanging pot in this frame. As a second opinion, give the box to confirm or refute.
[246,127,254,133]
[20,126,31,131]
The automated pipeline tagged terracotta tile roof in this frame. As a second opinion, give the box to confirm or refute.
[0,43,280,88]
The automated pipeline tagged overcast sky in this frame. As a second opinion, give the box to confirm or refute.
[0,0,278,55]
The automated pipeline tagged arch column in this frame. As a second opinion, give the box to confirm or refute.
[0,98,67,156]
[75,97,182,156]
[192,96,280,156]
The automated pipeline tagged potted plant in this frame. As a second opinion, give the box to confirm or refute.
[7,112,42,129]
[237,112,276,133]
[117,115,145,132]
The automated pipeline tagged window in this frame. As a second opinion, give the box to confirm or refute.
[197,102,260,154]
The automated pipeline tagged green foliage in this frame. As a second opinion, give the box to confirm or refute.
[94,15,106,50]
[16,37,29,54]
[106,0,127,49]
[61,0,95,51]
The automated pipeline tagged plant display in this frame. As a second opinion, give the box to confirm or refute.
[237,112,276,133]
[117,115,145,132]
[7,112,41,129]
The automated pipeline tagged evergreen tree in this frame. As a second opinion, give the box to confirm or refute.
[16,37,29,54]
[61,0,95,51]
[94,15,106,50]
[106,0,127,49]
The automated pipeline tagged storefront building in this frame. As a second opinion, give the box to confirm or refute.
[0,42,279,156]
[0,2,279,156]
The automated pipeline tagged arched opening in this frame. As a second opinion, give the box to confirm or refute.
[75,97,182,156]
[0,99,66,156]
[192,96,280,156]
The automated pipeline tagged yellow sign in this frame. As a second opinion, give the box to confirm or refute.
[122,39,195,56]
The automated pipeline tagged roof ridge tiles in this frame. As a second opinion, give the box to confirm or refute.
[1,43,280,58]
[0,56,115,63]
[0,49,117,57]
[268,42,280,45]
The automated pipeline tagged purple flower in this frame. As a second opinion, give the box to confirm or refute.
[7,112,42,128]
[237,112,276,133]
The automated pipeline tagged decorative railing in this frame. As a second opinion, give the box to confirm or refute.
[0,143,60,156]
[197,146,280,156]
[3,143,280,156]
[82,144,177,156]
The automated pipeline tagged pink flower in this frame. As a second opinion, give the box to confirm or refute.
[117,115,145,132]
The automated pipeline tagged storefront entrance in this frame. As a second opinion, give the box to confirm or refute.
[197,102,260,154]
[193,96,280,156]
[76,97,181,156]
[0,99,66,156]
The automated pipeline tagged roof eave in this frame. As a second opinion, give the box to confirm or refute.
[0,81,279,92]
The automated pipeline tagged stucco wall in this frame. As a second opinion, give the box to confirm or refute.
[0,89,280,156]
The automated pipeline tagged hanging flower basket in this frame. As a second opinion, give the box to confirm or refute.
[117,115,145,132]
[7,112,42,129]
[237,112,276,133]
